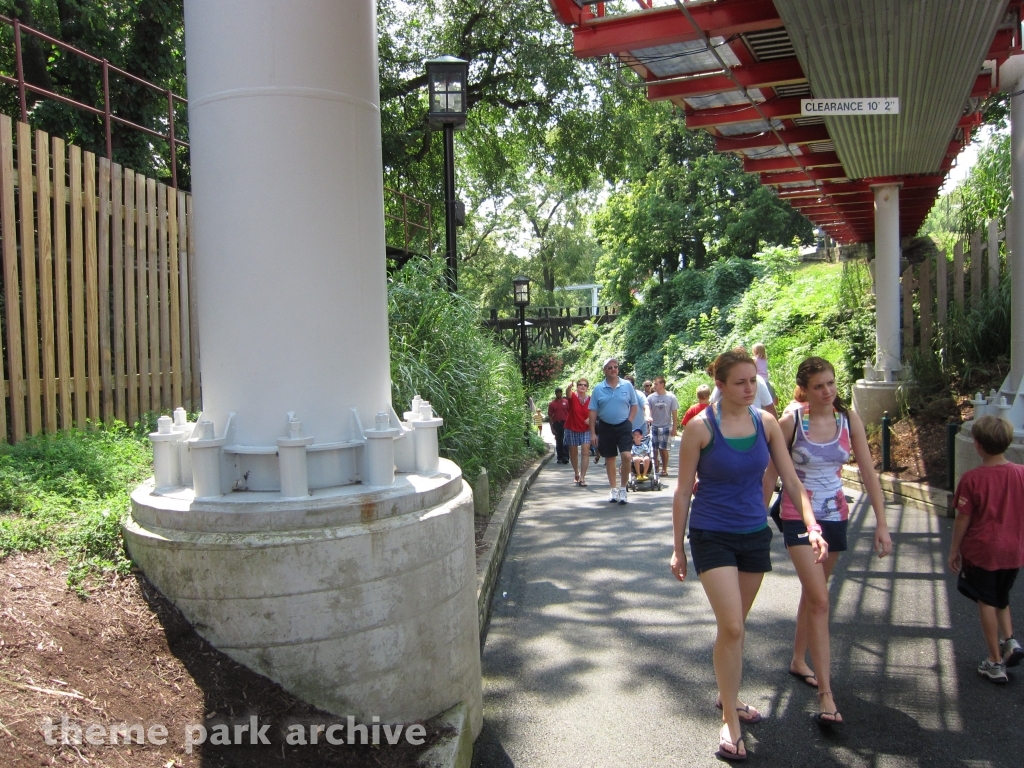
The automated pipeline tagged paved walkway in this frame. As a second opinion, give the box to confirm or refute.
[473,441,1024,767]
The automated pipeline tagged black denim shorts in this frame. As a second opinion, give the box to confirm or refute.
[783,519,848,553]
[688,526,773,575]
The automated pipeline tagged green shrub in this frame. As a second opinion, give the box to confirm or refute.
[389,260,531,486]
[0,425,153,588]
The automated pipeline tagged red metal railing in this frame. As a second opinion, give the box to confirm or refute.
[384,187,433,256]
[0,14,188,187]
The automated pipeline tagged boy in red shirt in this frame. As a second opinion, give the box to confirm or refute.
[680,384,711,428]
[948,415,1024,683]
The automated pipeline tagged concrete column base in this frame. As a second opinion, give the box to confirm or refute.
[953,424,1024,488]
[851,379,902,426]
[123,458,482,737]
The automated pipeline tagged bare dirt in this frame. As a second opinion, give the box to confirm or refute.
[0,554,443,768]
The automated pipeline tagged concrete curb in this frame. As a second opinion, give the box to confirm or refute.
[476,447,555,637]
[842,464,953,518]
[418,702,472,768]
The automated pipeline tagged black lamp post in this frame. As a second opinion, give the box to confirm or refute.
[426,56,469,292]
[513,275,531,382]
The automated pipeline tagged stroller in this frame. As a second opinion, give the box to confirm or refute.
[627,430,661,492]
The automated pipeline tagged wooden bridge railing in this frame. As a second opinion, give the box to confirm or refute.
[481,305,620,352]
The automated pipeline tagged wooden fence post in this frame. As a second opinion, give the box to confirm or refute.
[902,264,915,356]
[36,128,57,434]
[936,248,947,327]
[0,116,21,441]
[970,228,982,308]
[988,218,1000,298]
[953,239,965,307]
[17,121,40,435]
[920,256,933,353]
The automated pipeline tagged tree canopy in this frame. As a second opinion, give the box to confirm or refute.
[593,108,812,305]
[0,0,818,312]
[0,0,187,186]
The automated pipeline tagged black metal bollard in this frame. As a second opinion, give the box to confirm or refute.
[947,421,959,490]
[881,411,891,472]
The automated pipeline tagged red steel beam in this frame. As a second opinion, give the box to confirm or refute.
[686,97,803,128]
[565,0,782,58]
[743,152,842,173]
[648,58,805,101]
[716,124,829,151]
[761,167,850,184]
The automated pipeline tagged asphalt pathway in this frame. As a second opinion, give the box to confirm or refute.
[473,440,1024,767]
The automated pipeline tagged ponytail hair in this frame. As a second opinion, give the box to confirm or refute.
[794,357,847,415]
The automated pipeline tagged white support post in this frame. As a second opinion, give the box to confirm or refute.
[1010,66,1024,394]
[872,183,902,377]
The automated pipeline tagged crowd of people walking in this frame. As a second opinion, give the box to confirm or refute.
[537,344,1024,762]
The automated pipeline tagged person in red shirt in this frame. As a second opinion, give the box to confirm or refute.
[681,384,712,428]
[564,379,592,486]
[548,388,570,465]
[948,415,1024,684]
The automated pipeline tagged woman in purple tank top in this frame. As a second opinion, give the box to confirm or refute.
[671,349,826,762]
[778,358,891,727]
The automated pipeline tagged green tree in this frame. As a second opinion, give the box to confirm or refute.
[956,129,1010,236]
[593,107,811,303]
[0,0,187,185]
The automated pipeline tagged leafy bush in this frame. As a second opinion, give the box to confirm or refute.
[389,260,532,486]
[0,425,153,587]
[524,350,565,388]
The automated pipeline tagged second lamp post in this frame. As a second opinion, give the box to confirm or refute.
[426,56,469,292]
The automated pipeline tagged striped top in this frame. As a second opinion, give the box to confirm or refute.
[781,403,851,522]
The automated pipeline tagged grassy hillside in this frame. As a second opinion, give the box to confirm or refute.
[561,252,874,412]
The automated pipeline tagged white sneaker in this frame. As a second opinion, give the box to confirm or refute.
[608,489,618,503]
[618,488,628,504]
[1001,637,1024,667]
[978,659,1009,683]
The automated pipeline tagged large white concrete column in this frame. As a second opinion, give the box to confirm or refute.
[1007,59,1024,392]
[852,183,903,424]
[125,0,482,735]
[872,183,902,375]
[185,1,390,450]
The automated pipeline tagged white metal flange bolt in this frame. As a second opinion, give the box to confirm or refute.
[364,410,401,487]
[278,413,315,498]
[188,420,227,499]
[410,400,444,475]
[150,415,184,493]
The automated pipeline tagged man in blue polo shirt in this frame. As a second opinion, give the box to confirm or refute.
[589,357,639,504]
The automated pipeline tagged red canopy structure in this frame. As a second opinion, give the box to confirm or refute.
[549,0,1022,243]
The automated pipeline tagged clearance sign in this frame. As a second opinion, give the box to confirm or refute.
[801,98,900,115]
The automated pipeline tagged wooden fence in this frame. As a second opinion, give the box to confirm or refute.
[0,115,200,443]
[900,215,1006,356]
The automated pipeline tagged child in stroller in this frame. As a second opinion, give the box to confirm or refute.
[628,429,660,490]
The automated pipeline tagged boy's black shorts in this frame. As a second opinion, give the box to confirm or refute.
[957,564,1019,609]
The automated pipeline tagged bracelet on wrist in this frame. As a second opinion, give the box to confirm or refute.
[806,523,823,534]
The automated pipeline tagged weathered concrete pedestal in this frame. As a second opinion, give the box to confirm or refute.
[851,367,903,427]
[123,0,483,737]
[124,458,481,728]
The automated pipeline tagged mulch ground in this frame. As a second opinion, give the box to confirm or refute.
[0,554,443,768]
[860,396,975,488]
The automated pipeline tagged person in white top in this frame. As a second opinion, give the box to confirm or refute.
[710,374,777,418]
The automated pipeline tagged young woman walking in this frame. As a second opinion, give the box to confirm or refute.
[778,357,891,725]
[564,378,592,486]
[671,348,826,761]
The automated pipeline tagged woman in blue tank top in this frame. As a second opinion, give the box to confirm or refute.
[671,348,827,762]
